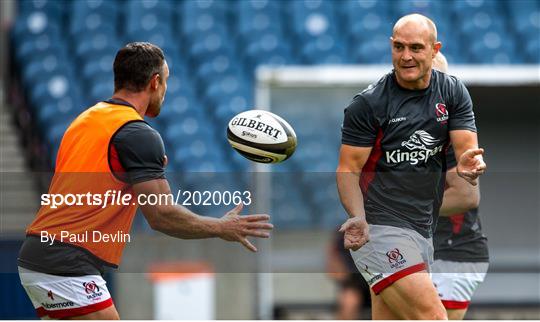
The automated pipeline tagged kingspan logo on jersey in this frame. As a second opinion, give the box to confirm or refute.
[386,130,444,165]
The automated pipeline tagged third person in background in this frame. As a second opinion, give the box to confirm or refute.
[431,52,490,320]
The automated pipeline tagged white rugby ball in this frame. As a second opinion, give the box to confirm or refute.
[227,110,297,163]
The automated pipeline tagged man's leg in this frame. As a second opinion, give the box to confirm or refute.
[66,304,120,320]
[446,308,467,320]
[370,289,400,320]
[378,270,447,320]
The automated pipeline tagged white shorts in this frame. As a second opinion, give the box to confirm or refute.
[18,267,113,318]
[431,259,489,309]
[350,224,433,294]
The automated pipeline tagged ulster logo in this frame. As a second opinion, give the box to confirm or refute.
[83,281,103,300]
[386,248,407,269]
[386,130,443,165]
[386,248,404,263]
[435,103,449,123]
[83,281,100,294]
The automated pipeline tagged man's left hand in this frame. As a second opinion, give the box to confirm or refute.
[457,148,486,185]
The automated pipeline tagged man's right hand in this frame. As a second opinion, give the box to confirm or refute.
[339,217,369,251]
[218,203,273,252]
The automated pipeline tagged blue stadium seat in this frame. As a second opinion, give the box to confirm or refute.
[18,0,65,22]
[88,81,114,104]
[392,0,447,21]
[301,37,348,64]
[525,38,540,63]
[29,73,80,108]
[340,0,391,16]
[214,94,251,123]
[74,30,120,64]
[160,94,202,126]
[36,98,80,132]
[14,32,63,62]
[203,73,251,108]
[467,29,518,63]
[244,40,293,71]
[69,10,118,36]
[188,31,234,66]
[44,120,71,151]
[12,11,61,39]
[81,54,115,81]
[179,0,228,37]
[452,0,501,12]
[351,33,392,64]
[196,55,244,88]
[71,0,120,17]
[236,0,283,36]
[126,0,175,17]
[21,50,71,88]
[348,11,394,42]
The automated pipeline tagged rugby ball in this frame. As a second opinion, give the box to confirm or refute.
[227,110,297,163]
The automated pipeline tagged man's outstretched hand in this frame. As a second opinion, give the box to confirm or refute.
[218,203,273,252]
[339,216,369,251]
[457,148,486,186]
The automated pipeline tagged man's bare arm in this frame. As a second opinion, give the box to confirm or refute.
[133,179,272,252]
[450,130,486,186]
[336,144,372,250]
[440,167,480,216]
[336,145,372,218]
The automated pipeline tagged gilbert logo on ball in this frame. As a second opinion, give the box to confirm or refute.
[227,110,297,163]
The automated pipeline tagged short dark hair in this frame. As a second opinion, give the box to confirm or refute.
[113,42,165,93]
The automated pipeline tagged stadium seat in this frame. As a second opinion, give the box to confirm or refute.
[179,0,228,37]
[69,10,118,36]
[21,50,71,88]
[14,32,63,62]
[74,30,121,64]
[351,33,392,64]
[18,0,65,22]
[12,11,61,39]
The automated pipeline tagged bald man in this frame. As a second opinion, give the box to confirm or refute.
[431,52,490,320]
[337,14,486,319]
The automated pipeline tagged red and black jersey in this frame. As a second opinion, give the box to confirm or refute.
[433,149,489,262]
[341,69,476,238]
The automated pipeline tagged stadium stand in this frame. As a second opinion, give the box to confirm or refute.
[10,0,540,230]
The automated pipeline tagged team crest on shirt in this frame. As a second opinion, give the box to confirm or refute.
[435,103,449,123]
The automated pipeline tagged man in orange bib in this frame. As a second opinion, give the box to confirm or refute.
[18,42,273,319]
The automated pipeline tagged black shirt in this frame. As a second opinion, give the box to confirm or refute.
[433,149,489,262]
[341,70,476,238]
[18,99,166,275]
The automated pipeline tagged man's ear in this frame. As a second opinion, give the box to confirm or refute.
[433,41,442,58]
[150,74,160,90]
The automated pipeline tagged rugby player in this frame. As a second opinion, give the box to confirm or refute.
[431,52,490,320]
[17,42,273,319]
[336,14,486,319]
